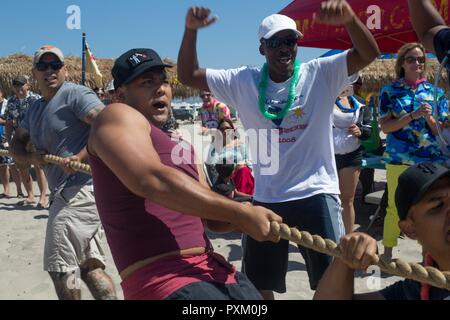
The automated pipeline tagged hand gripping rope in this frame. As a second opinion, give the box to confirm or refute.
[1,149,449,290]
[270,222,450,290]
[0,150,91,175]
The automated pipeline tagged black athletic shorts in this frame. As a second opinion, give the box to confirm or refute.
[335,147,363,171]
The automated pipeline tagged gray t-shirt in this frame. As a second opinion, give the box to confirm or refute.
[21,81,103,194]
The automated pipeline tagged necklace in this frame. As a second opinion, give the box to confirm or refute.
[335,96,360,113]
[258,60,300,120]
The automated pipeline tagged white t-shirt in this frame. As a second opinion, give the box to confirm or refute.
[206,51,357,203]
[333,99,362,155]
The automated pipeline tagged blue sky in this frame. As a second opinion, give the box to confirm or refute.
[1,0,326,69]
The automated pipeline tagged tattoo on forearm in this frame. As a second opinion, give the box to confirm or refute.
[83,105,105,124]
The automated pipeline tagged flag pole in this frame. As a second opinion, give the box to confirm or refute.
[81,32,86,86]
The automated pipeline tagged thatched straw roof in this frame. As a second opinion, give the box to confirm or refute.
[0,54,199,99]
[359,58,449,94]
[2,54,447,100]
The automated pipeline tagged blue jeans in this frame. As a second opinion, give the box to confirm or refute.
[243,193,344,293]
[165,272,262,300]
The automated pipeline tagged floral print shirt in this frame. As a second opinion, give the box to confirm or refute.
[379,79,448,165]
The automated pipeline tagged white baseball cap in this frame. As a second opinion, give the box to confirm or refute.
[33,45,65,67]
[258,14,303,40]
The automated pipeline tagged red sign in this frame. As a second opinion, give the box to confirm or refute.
[280,0,450,53]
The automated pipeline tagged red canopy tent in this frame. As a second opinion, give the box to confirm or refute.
[280,0,450,53]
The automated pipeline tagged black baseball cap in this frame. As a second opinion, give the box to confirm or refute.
[112,48,172,89]
[395,162,450,220]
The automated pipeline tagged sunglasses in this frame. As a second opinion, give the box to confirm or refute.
[35,61,64,72]
[201,94,211,98]
[405,56,426,64]
[263,36,298,49]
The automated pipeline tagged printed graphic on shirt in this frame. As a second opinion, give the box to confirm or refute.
[200,103,231,129]
[266,94,307,144]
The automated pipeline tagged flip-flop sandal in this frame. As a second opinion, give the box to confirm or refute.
[0,194,13,199]
[17,194,26,199]
[18,200,37,206]
[36,203,48,210]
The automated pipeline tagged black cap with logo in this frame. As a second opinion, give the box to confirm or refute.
[395,162,450,220]
[112,48,172,89]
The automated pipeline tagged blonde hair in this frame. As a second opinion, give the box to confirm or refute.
[395,43,427,79]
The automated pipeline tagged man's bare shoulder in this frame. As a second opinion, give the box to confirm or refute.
[90,103,150,152]
[94,103,147,128]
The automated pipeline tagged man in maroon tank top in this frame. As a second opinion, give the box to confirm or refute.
[87,48,282,300]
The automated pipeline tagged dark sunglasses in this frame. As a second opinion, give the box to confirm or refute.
[35,61,64,72]
[405,56,426,64]
[263,36,298,49]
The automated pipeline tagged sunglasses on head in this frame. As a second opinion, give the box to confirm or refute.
[35,61,64,72]
[263,36,298,49]
[405,56,426,64]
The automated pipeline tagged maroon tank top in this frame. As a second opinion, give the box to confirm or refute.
[88,124,210,273]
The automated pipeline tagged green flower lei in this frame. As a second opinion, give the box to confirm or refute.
[258,60,301,120]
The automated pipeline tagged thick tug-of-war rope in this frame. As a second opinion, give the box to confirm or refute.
[1,149,448,290]
[270,222,450,291]
[0,150,91,175]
